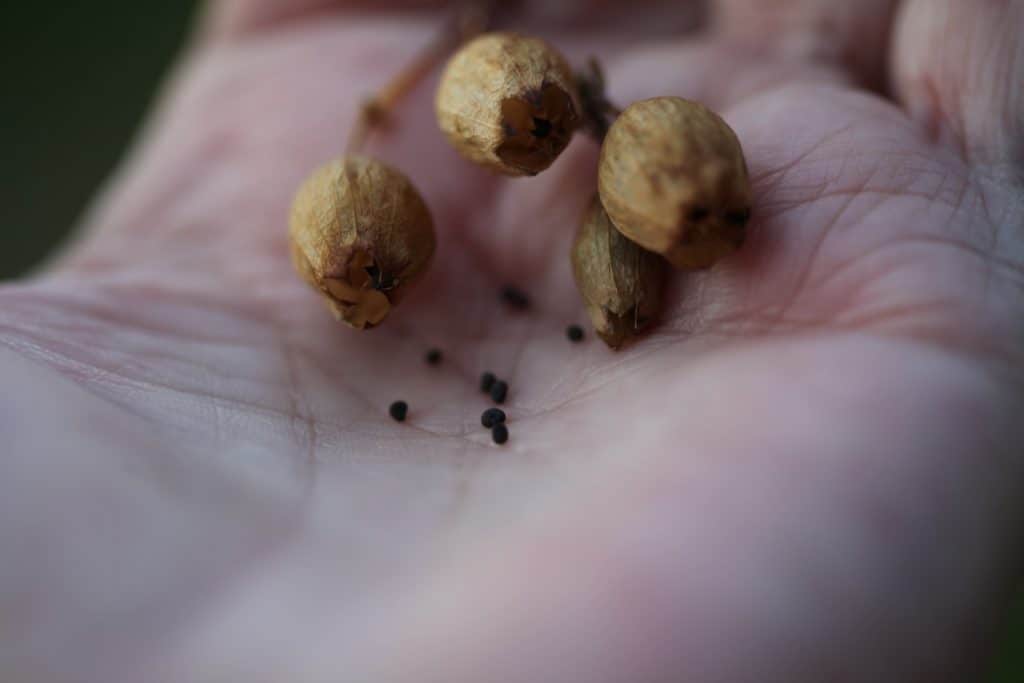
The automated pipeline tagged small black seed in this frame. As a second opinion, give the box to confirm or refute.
[567,325,585,342]
[501,286,531,311]
[491,424,509,445]
[480,372,497,393]
[425,349,443,366]
[481,408,507,429]
[490,380,509,404]
[389,401,408,422]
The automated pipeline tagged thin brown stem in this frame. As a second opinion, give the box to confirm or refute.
[576,58,623,143]
[345,1,497,155]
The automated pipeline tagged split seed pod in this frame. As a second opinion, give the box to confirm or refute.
[436,32,581,176]
[598,97,752,270]
[289,156,436,329]
[572,195,668,349]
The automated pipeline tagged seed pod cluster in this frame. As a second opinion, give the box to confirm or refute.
[599,97,752,270]
[436,32,581,176]
[287,23,756,441]
[289,156,436,329]
[572,195,668,349]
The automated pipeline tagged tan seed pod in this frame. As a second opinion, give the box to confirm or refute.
[288,156,436,330]
[435,32,581,176]
[598,97,752,270]
[572,195,668,350]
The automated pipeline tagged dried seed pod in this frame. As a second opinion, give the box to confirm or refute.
[289,156,436,329]
[598,97,752,270]
[435,32,581,176]
[572,195,668,349]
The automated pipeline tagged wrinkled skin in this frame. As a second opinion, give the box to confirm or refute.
[2,1,1023,681]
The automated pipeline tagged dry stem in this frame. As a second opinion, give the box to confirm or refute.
[576,58,623,143]
[345,1,497,154]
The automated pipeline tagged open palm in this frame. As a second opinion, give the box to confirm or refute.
[2,1,1022,681]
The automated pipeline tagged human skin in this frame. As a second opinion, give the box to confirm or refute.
[1,1,1022,681]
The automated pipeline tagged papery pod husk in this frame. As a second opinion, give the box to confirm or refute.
[435,32,581,176]
[288,156,436,329]
[572,195,668,349]
[598,96,752,270]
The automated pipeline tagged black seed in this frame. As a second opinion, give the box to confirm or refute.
[480,372,497,393]
[490,380,509,404]
[567,325,585,342]
[532,117,552,139]
[491,424,509,445]
[688,206,710,223]
[425,349,443,366]
[389,401,408,422]
[481,408,507,429]
[501,286,531,311]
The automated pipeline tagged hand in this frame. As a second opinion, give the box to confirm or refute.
[2,1,1022,680]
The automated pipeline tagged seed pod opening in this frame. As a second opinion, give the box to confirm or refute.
[288,156,436,329]
[436,32,581,176]
[572,195,668,349]
[598,97,752,270]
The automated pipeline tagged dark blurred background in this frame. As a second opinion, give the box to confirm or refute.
[1,2,1021,678]
[1,3,196,276]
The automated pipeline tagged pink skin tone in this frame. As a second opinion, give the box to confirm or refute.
[2,1,1023,681]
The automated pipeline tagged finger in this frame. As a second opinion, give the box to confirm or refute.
[713,0,900,89]
[891,0,1024,168]
[204,0,702,41]
[203,0,446,40]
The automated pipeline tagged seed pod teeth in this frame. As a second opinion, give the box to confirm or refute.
[436,32,581,176]
[572,195,668,349]
[598,97,752,270]
[288,156,436,330]
[320,251,394,328]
